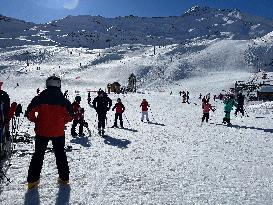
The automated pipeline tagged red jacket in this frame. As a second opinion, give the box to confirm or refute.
[202,103,212,113]
[8,102,17,121]
[72,101,84,120]
[26,88,73,137]
[140,101,149,111]
[112,102,125,113]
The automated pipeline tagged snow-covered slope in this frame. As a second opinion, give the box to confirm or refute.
[245,31,273,71]
[1,6,273,203]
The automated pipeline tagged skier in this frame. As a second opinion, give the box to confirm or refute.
[213,95,217,101]
[182,91,187,103]
[64,90,68,98]
[186,91,190,104]
[199,93,202,99]
[36,88,40,95]
[222,94,237,125]
[87,91,91,104]
[92,90,112,135]
[235,93,245,116]
[140,99,150,122]
[25,76,73,189]
[202,96,207,103]
[71,96,85,137]
[111,98,125,128]
[179,91,182,96]
[219,93,224,101]
[0,82,18,159]
[202,100,214,123]
[206,93,211,101]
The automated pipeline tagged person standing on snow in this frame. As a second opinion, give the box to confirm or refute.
[140,99,150,122]
[202,100,215,123]
[71,96,85,137]
[92,90,112,135]
[25,76,73,189]
[111,98,125,128]
[235,93,245,116]
[87,91,91,104]
[0,81,17,159]
[223,94,237,125]
[186,91,190,104]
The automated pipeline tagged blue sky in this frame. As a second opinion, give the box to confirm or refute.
[0,0,273,23]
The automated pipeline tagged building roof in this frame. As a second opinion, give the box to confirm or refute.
[113,82,121,86]
[258,86,273,93]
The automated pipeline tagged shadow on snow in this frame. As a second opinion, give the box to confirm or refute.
[102,135,131,149]
[121,127,138,132]
[216,124,273,134]
[70,136,91,147]
[24,184,71,205]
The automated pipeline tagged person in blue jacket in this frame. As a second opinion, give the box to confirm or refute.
[223,94,237,125]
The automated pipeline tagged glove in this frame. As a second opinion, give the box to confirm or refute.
[112,108,114,111]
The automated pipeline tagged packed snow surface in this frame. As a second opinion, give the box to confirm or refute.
[0,42,273,204]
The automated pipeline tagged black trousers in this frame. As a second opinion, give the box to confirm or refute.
[235,106,244,116]
[98,112,107,129]
[71,118,84,136]
[27,136,69,183]
[202,113,209,122]
[114,113,123,127]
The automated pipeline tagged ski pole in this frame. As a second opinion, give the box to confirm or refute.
[0,169,11,183]
[149,107,156,122]
[123,113,131,128]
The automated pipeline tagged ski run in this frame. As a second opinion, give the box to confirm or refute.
[0,64,273,204]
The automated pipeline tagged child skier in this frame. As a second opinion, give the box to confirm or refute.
[71,96,85,136]
[223,94,237,125]
[140,99,150,122]
[202,100,214,123]
[112,98,125,128]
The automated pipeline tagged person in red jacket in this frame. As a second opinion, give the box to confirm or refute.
[25,76,73,189]
[111,98,125,128]
[71,95,85,137]
[140,99,150,122]
[202,100,214,123]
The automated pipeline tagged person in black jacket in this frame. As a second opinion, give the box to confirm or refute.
[235,93,245,116]
[92,90,112,135]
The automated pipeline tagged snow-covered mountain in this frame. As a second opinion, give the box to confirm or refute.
[1,6,273,49]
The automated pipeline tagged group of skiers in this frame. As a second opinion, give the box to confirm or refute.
[178,91,190,103]
[200,91,245,125]
[0,74,247,190]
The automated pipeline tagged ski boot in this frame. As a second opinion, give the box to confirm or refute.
[58,178,69,185]
[27,180,40,189]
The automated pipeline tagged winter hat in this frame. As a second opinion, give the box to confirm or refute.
[46,76,61,88]
[75,95,81,102]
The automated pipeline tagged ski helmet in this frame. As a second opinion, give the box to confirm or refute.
[97,90,104,95]
[46,76,61,88]
[75,95,81,102]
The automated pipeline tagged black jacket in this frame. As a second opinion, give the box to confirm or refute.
[0,90,10,123]
[92,95,112,113]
